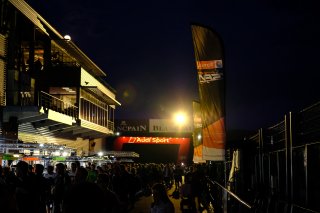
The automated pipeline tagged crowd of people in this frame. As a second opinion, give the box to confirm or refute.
[0,161,208,213]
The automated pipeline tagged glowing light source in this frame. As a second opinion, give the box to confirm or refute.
[63,35,71,41]
[197,134,202,140]
[174,112,187,125]
[98,152,103,157]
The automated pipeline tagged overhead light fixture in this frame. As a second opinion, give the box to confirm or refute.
[63,35,71,41]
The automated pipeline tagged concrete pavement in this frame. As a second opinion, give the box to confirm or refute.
[129,185,183,213]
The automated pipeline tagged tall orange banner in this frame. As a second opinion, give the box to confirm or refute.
[191,25,225,161]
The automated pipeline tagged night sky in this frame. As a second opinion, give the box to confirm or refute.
[26,0,320,131]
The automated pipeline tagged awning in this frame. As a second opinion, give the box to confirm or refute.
[82,86,121,106]
[22,156,40,161]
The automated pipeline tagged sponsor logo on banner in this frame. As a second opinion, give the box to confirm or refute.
[149,119,193,133]
[114,136,191,162]
[115,120,148,132]
[198,72,223,83]
[128,137,170,143]
[196,60,223,69]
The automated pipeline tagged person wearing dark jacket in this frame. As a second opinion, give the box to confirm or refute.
[52,163,71,213]
[15,161,38,213]
[150,183,174,213]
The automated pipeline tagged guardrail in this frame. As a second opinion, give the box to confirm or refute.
[205,177,252,213]
[39,91,78,119]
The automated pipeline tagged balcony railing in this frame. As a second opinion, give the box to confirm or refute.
[107,120,114,132]
[39,91,78,119]
[80,97,115,132]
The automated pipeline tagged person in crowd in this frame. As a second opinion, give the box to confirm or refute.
[44,165,56,180]
[52,163,71,213]
[74,167,88,184]
[180,173,196,212]
[68,162,77,183]
[43,165,56,213]
[3,165,16,184]
[173,164,183,189]
[34,164,50,213]
[150,183,175,213]
[96,173,121,213]
[15,161,38,213]
[0,165,17,213]
[28,164,35,177]
[87,163,98,183]
[163,164,173,189]
[75,160,81,169]
[191,164,206,212]
[110,164,131,212]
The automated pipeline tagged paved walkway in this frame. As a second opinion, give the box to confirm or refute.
[129,186,183,213]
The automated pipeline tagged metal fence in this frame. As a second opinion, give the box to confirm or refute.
[242,101,320,213]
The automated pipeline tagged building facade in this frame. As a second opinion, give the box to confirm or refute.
[0,0,120,155]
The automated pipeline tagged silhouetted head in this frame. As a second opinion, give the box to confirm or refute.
[152,183,170,203]
[16,161,29,177]
[35,164,44,175]
[47,165,54,174]
[74,167,88,184]
[55,163,65,175]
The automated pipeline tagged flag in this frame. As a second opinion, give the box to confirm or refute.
[191,24,226,161]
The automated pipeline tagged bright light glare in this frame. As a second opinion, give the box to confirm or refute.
[98,152,103,157]
[174,112,187,125]
[197,134,202,140]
